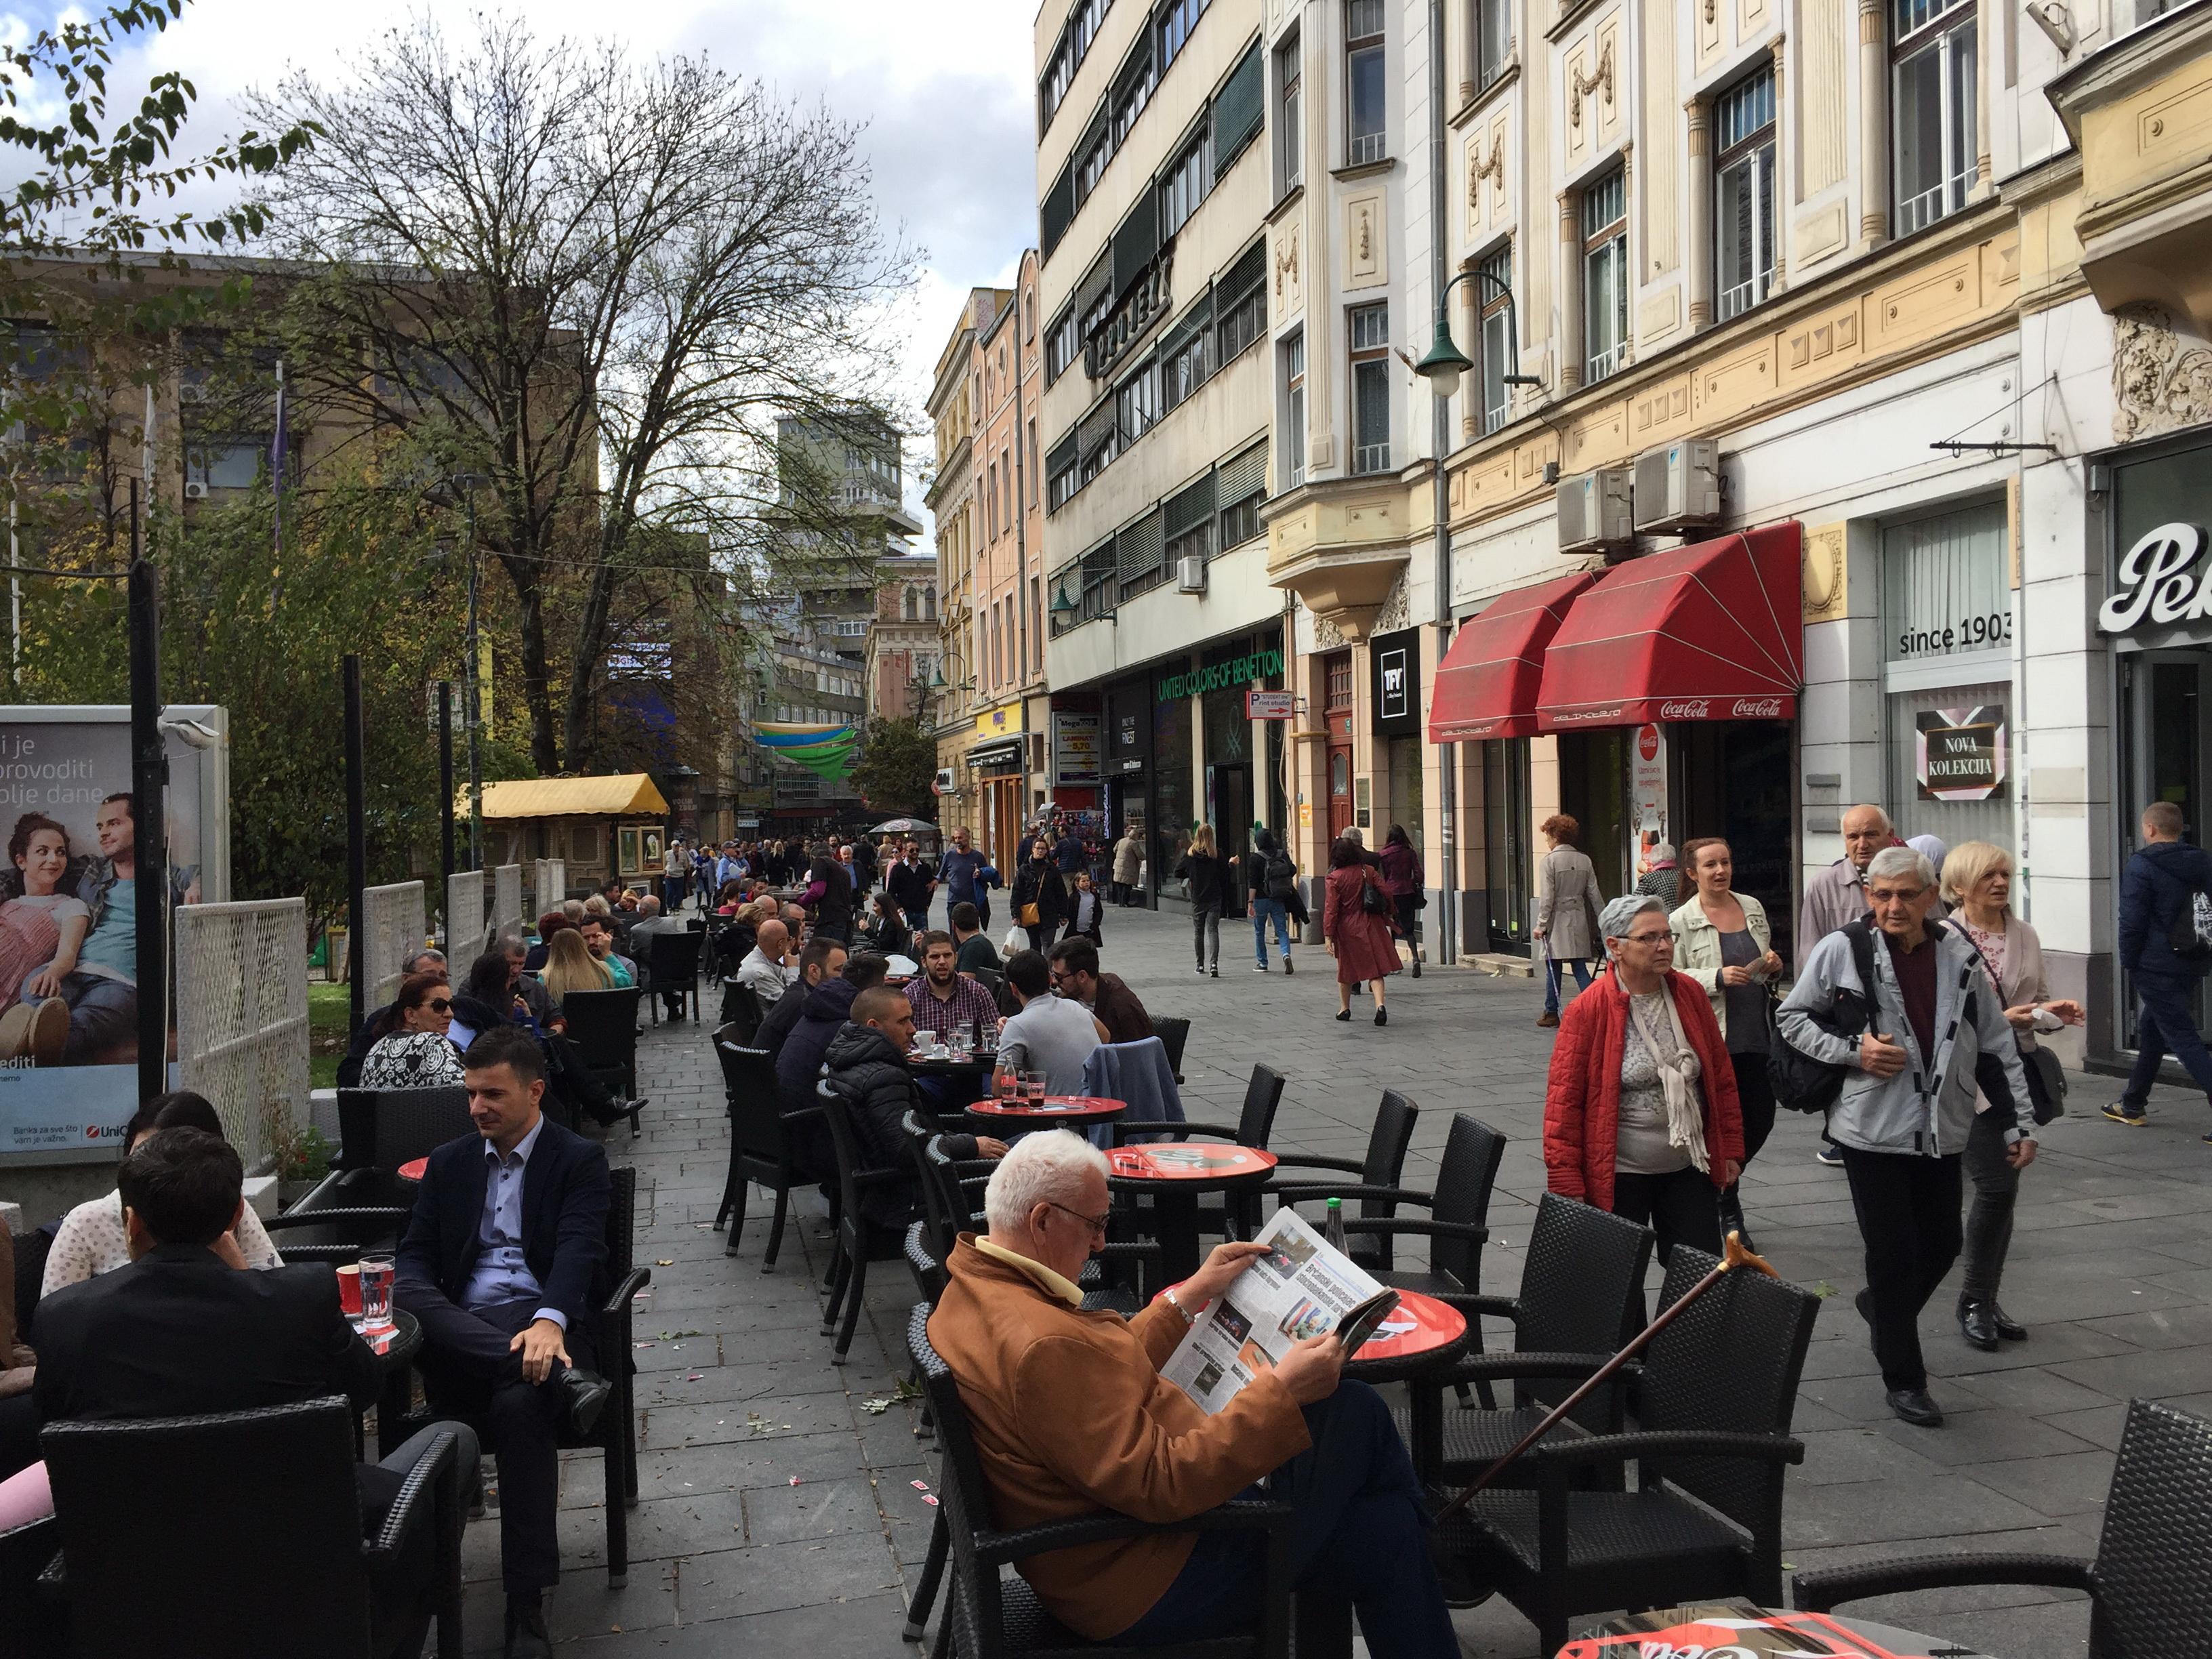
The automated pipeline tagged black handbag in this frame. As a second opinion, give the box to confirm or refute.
[1951,921,2067,1126]
[1359,872,1391,917]
[1767,920,1877,1114]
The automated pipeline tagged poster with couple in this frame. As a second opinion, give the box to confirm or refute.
[0,706,230,1162]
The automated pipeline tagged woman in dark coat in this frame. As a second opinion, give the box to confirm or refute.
[1172,823,1230,977]
[1378,823,1425,979]
[1011,840,1066,953]
[1323,836,1401,1025]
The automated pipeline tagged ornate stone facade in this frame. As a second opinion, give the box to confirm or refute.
[2112,303,2212,445]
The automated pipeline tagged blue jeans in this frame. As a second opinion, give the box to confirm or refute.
[1115,1381,1458,1656]
[2123,970,2212,1103]
[1252,898,1294,964]
[1543,955,1593,1015]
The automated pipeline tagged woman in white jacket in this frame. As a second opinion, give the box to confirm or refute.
[1668,838,1784,1246]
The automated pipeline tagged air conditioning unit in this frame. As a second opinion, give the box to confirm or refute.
[1555,467,1633,553]
[183,480,209,499]
[1631,438,1722,534]
[1176,556,1208,594]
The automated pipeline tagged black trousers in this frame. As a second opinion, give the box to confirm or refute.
[0,1391,39,1481]
[1839,1147,1963,1391]
[1610,1166,1723,1267]
[404,1291,595,1597]
[1720,1050,1778,1221]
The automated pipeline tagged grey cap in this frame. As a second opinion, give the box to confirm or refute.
[1598,893,1666,940]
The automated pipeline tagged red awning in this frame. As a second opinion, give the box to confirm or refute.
[1536,524,1804,731]
[1427,572,1597,743]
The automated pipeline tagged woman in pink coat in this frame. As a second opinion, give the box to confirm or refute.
[1323,836,1400,1025]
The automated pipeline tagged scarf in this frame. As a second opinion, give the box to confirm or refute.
[1625,984,1710,1174]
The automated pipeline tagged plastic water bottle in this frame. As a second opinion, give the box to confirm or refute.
[1324,1196,1347,1253]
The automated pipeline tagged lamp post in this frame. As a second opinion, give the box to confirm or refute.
[1414,268,1544,403]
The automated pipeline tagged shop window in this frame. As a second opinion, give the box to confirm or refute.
[1581,169,1628,384]
[1477,244,1513,434]
[1713,66,1776,321]
[1893,0,1976,234]
[1349,301,1391,476]
[1346,0,1388,165]
[1482,736,1531,951]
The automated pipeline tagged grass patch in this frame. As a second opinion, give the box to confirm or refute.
[308,981,352,1089]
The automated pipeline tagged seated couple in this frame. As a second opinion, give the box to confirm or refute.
[928,1132,1461,1654]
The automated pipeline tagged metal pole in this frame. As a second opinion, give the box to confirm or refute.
[127,480,167,1105]
[8,487,18,688]
[345,653,367,1030]
[438,679,455,882]
[464,490,483,871]
[1429,0,1458,969]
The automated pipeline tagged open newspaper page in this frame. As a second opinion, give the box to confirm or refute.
[1160,1208,1397,1414]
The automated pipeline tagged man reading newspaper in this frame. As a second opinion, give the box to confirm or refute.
[928,1132,1460,1654]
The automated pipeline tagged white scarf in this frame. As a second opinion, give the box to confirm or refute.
[1625,985,1711,1174]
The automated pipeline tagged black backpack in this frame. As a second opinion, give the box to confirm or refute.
[1768,920,1879,1114]
[1263,849,1296,901]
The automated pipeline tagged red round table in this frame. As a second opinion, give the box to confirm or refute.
[966,1095,1126,1132]
[396,1157,428,1183]
[1107,1145,1279,1284]
[1561,1601,1992,1658]
[1339,1289,1468,1384]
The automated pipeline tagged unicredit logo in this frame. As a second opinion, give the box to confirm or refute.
[1658,699,1711,720]
[1732,697,1785,718]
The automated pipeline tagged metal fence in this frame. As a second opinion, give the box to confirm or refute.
[492,863,524,938]
[176,899,309,1170]
[531,858,567,916]
[445,869,488,964]
[361,880,428,1008]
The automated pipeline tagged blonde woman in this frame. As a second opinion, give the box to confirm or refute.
[1172,823,1230,977]
[540,926,613,1004]
[1942,840,2083,1351]
[1669,838,1784,1246]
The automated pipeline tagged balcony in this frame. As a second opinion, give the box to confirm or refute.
[1263,474,1420,643]
[2050,3,2212,338]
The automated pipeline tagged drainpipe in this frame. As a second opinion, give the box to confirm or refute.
[1429,0,1458,966]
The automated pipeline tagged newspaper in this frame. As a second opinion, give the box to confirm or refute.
[1160,1207,1399,1414]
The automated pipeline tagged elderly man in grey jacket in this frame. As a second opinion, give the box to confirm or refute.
[1778,844,2035,1429]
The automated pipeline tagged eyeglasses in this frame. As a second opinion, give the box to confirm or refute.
[1622,930,1673,947]
[1046,1200,1111,1238]
[426,998,453,1013]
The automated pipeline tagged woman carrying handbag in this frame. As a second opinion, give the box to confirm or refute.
[1324,836,1400,1025]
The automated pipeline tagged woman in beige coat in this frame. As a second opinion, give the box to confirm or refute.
[1668,838,1784,1245]
[1534,814,1603,1027]
[1943,841,2083,1351]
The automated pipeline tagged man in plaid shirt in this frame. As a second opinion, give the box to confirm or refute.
[905,931,999,1040]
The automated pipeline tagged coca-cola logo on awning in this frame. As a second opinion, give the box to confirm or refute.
[1732,697,1786,718]
[1658,699,1711,721]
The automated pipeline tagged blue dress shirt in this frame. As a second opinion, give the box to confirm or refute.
[464,1117,565,1331]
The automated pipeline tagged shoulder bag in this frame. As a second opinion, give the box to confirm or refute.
[1767,919,1878,1114]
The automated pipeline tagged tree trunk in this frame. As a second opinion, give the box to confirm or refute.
[560,530,625,771]
[502,557,561,774]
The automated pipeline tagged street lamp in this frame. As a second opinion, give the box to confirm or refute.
[1416,268,1544,401]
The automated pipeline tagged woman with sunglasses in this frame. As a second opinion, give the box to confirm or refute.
[356,969,466,1088]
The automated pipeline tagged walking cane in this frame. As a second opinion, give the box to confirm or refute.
[1431,1230,1778,1525]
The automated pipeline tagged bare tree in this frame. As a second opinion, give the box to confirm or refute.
[247,16,915,771]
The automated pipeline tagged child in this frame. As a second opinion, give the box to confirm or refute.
[1062,870,1105,947]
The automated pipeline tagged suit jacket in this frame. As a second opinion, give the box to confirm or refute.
[396,1116,611,1334]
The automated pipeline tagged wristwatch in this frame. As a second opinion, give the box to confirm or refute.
[1162,1286,1196,1325]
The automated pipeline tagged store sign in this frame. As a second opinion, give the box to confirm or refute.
[1915,705,2009,801]
[2098,523,2211,634]
[1245,689,1295,720]
[1631,722,1668,876]
[1883,505,2013,661]
[1369,628,1421,735]
[1051,712,1102,787]
[1156,648,1285,703]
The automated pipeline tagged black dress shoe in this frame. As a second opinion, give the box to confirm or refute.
[558,1367,613,1436]
[1886,1387,1944,1427]
[1854,1287,1874,1326]
[1957,1298,2001,1352]
[1991,1303,2028,1341]
[504,1597,552,1658]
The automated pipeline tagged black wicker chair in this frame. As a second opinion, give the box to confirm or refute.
[39,1398,465,1659]
[391,1166,651,1587]
[817,1080,911,1365]
[1794,1395,2212,1656]
[719,981,766,1045]
[643,929,704,1024]
[713,1038,802,1267]
[1259,1089,1420,1269]
[1149,1015,1191,1084]
[561,987,644,1132]
[1356,1113,1504,1307]
[907,1303,1294,1658]
[268,1086,474,1256]
[1397,1191,1654,1479]
[0,1514,60,1659]
[1446,1242,1819,1656]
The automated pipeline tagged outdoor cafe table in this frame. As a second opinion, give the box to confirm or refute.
[1560,1601,1994,1658]
[1339,1290,1467,1385]
[908,1049,1000,1094]
[364,1308,422,1460]
[1107,1144,1279,1284]
[966,1095,1127,1134]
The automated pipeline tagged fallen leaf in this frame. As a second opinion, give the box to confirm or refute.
[655,1259,674,1267]
[789,1476,802,1486]
[859,1398,892,1416]
[922,1495,939,1507]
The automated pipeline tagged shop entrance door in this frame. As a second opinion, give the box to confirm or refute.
[1324,651,1354,840]
[1558,729,1631,902]
[2119,651,2212,1042]
[1482,737,1532,953]
[1672,720,1796,965]
[1208,764,1252,888]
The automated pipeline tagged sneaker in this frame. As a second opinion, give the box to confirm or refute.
[1816,1144,1845,1167]
[1252,962,1269,972]
[1209,965,1219,978]
[1195,964,1207,975]
[2103,1102,2148,1126]
[1282,958,1294,975]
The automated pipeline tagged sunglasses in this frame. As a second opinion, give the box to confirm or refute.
[426,998,453,1014]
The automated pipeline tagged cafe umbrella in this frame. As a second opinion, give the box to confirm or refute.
[869,817,938,836]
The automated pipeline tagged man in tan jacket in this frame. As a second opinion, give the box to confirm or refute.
[927,1133,1460,1654]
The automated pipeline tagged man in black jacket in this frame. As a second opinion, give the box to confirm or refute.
[32,1128,472,1616]
[396,1026,613,1658]
[886,844,934,933]
[2110,798,2212,1129]
[821,986,1003,1230]
[756,937,847,1060]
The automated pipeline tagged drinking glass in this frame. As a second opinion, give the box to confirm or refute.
[335,1261,363,1326]
[1023,1069,1048,1107]
[948,1027,971,1059]
[359,1250,397,1334]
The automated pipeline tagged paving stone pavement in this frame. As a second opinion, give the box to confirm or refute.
[479,901,2212,1658]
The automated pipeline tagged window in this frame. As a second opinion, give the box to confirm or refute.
[1714,68,1776,321]
[1162,297,1212,409]
[1276,33,1303,192]
[1158,0,1208,70]
[1160,118,1215,236]
[1046,306,1080,382]
[1047,433,1080,512]
[1581,169,1628,384]
[1281,329,1307,488]
[1474,0,1510,93]
[1349,302,1391,476]
[1216,440,1267,548]
[1216,241,1267,363]
[1029,577,1042,666]
[1112,43,1157,146]
[1893,0,1976,234]
[1477,245,1514,434]
[186,438,268,491]
[1165,472,1216,571]
[1346,0,1387,165]
[1116,354,1162,444]
[1075,112,1113,207]
[1027,421,1039,504]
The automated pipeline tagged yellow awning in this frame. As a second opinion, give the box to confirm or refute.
[472,774,670,821]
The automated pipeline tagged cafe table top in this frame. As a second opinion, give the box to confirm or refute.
[1560,1601,1994,1658]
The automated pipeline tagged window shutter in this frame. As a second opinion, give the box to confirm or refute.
[1112,197,1161,299]
[1117,508,1166,581]
[1219,239,1267,306]
[1212,41,1265,171]
[1216,438,1268,506]
[1077,398,1118,456]
[1165,471,1216,537]
[1047,431,1078,478]
[1040,163,1076,260]
[1076,251,1114,319]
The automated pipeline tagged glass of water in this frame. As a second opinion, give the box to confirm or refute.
[359,1250,397,1334]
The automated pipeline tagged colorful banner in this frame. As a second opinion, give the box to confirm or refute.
[753,721,859,783]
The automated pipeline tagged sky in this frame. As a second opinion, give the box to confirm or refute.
[7,0,1040,531]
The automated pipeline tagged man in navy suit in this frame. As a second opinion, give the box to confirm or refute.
[396,1025,615,1659]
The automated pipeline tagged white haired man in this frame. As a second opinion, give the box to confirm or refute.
[1797,803,1894,972]
[1778,844,2035,1428]
[927,1134,1460,1654]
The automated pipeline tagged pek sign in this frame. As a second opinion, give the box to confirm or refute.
[2100,523,2212,634]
